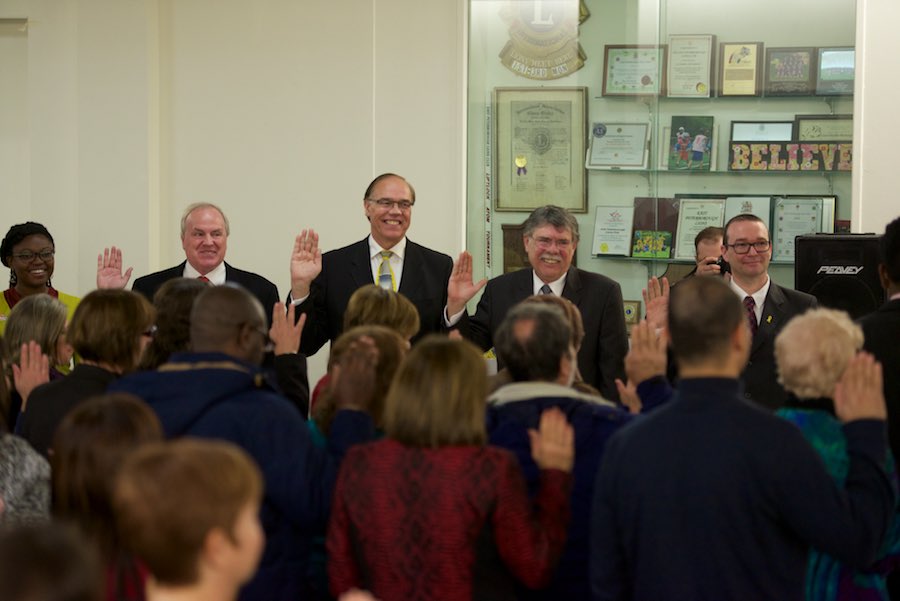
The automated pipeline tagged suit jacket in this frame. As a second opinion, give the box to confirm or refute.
[133,261,280,322]
[741,282,817,410]
[460,267,628,401]
[859,298,900,459]
[296,238,454,356]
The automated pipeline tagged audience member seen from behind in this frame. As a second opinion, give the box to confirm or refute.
[2,294,73,425]
[20,289,155,458]
[0,523,102,601]
[775,308,900,600]
[309,285,419,413]
[328,336,575,601]
[0,340,50,527]
[0,222,78,335]
[139,277,209,370]
[52,393,164,601]
[114,439,264,601]
[591,276,894,601]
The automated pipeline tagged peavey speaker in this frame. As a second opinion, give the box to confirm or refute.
[795,234,884,319]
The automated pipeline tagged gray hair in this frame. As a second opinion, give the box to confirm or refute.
[522,205,580,243]
[495,302,573,383]
[180,203,231,237]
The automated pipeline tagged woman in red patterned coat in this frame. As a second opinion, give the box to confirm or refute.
[327,336,574,601]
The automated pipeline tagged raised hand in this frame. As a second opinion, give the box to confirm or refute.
[269,302,306,355]
[96,246,133,289]
[528,406,574,472]
[642,276,670,331]
[616,378,641,415]
[834,351,886,422]
[331,336,378,412]
[12,341,50,411]
[447,251,487,316]
[625,320,667,386]
[290,229,322,300]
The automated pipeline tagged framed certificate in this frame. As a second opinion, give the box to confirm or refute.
[675,198,726,260]
[764,47,816,96]
[586,122,650,170]
[493,87,587,213]
[772,197,824,261]
[666,34,715,98]
[730,121,794,142]
[592,204,636,256]
[794,114,853,142]
[602,45,667,96]
[816,47,855,96]
[718,42,763,97]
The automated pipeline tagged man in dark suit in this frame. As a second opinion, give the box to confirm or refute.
[131,203,279,321]
[859,216,900,459]
[288,173,455,356]
[448,205,628,401]
[722,214,817,410]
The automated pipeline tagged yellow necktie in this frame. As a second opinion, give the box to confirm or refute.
[378,251,395,291]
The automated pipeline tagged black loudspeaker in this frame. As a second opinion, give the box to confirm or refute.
[795,234,884,319]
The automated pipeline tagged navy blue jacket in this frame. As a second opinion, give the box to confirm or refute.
[111,352,374,601]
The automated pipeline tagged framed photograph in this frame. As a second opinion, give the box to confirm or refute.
[794,114,853,142]
[659,125,719,170]
[816,47,855,96]
[602,45,667,96]
[493,87,587,212]
[666,34,716,98]
[765,47,816,96]
[718,42,763,97]
[730,121,794,142]
[667,116,714,171]
[632,230,672,259]
[586,122,650,170]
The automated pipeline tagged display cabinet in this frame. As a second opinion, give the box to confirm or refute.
[466,0,856,310]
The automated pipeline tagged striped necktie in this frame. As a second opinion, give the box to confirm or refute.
[539,284,552,295]
[743,296,758,336]
[378,251,395,291]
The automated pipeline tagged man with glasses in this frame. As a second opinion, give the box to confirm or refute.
[449,205,628,401]
[723,213,816,409]
[288,173,456,355]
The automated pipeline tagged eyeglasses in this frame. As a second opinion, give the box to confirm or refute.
[530,236,573,249]
[726,240,771,254]
[367,198,415,211]
[142,325,158,339]
[12,249,55,262]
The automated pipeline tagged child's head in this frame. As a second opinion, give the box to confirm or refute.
[113,439,264,588]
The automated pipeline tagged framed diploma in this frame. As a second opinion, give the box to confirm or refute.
[666,34,715,98]
[772,197,824,261]
[493,87,587,213]
[718,42,763,97]
[592,204,635,256]
[674,198,726,260]
[794,114,853,142]
[730,121,794,142]
[816,47,855,96]
[586,122,650,170]
[764,47,816,96]
[602,45,667,97]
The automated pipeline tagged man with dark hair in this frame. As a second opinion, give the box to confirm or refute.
[722,213,816,409]
[450,205,628,401]
[288,173,456,355]
[860,216,900,460]
[110,285,375,601]
[487,301,633,600]
[591,275,894,601]
[681,225,725,279]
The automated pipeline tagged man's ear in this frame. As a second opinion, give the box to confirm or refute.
[878,263,891,291]
[202,526,230,572]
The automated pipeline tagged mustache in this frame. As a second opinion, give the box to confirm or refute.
[539,253,562,261]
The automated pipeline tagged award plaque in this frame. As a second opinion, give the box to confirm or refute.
[794,115,853,142]
[666,34,715,98]
[586,122,650,170]
[765,47,816,96]
[816,47,855,96]
[718,42,763,97]
[675,198,726,260]
[602,45,667,96]
[494,87,587,212]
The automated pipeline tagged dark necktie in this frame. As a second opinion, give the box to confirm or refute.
[743,296,758,336]
[539,284,552,295]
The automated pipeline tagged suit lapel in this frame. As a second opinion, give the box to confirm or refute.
[561,267,583,306]
[752,283,786,354]
[348,239,375,289]
[398,240,424,299]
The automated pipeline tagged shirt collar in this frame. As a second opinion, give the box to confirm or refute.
[891,292,900,302]
[729,275,770,309]
[532,271,567,296]
[488,381,615,407]
[368,236,407,261]
[183,260,227,285]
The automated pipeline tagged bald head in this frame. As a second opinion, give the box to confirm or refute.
[190,285,267,364]
[495,302,572,382]
[669,276,746,370]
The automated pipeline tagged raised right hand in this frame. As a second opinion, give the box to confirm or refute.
[528,406,574,472]
[834,351,886,422]
[446,251,487,316]
[290,229,322,299]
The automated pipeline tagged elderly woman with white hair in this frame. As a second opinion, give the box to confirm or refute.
[775,308,900,600]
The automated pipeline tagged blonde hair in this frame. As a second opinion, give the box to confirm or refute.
[343,285,420,340]
[383,336,487,448]
[3,294,68,366]
[775,308,863,399]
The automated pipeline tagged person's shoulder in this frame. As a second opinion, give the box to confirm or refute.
[772,282,816,307]
[860,299,900,327]
[133,264,183,290]
[224,263,276,287]
[406,239,453,264]
[573,267,620,289]
[323,238,368,258]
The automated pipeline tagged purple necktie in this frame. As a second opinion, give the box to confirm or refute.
[743,296,758,336]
